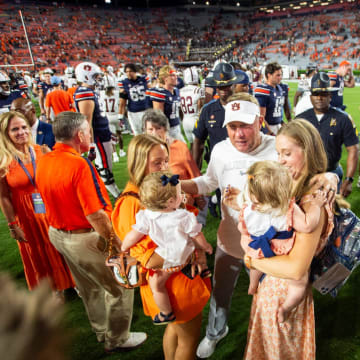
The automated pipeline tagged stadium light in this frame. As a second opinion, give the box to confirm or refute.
[105,0,111,3]
[236,2,240,6]
[205,0,209,4]
[193,1,196,3]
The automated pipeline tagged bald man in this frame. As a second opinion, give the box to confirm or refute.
[11,98,55,149]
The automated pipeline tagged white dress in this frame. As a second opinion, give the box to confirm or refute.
[133,208,202,268]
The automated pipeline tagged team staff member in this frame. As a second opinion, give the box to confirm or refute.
[329,60,355,111]
[74,62,120,198]
[36,111,147,353]
[296,72,358,197]
[119,63,150,135]
[45,76,75,121]
[11,98,55,150]
[149,65,184,142]
[254,62,286,135]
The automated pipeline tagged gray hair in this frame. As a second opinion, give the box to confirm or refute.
[52,111,87,142]
[142,109,169,132]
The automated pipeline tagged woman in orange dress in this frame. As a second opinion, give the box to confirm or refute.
[112,134,211,360]
[0,111,74,295]
[242,119,336,359]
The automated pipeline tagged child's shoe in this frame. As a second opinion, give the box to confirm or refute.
[153,311,176,325]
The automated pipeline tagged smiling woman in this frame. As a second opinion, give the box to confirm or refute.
[0,111,74,298]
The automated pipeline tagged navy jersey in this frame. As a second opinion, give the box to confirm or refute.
[296,107,358,171]
[328,72,345,110]
[193,99,227,155]
[254,83,285,125]
[74,86,111,142]
[280,82,291,113]
[0,90,24,114]
[38,82,53,96]
[149,87,181,127]
[118,76,149,113]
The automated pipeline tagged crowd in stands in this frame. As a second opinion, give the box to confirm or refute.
[1,1,360,71]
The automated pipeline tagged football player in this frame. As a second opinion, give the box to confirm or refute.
[99,76,126,163]
[74,62,120,198]
[118,63,150,135]
[38,68,54,120]
[179,67,204,146]
[0,71,24,114]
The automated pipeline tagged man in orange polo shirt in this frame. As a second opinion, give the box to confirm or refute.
[36,111,147,353]
[45,76,75,122]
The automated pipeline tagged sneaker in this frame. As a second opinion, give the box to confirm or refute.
[113,153,120,163]
[105,332,147,353]
[196,326,229,358]
[119,149,126,157]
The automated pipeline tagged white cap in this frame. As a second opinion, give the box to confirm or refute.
[223,100,260,127]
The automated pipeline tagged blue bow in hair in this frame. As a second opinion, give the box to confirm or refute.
[161,174,180,186]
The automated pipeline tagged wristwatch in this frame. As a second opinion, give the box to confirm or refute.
[345,176,354,183]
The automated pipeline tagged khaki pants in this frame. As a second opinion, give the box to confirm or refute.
[49,227,134,349]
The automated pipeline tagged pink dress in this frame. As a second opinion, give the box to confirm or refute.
[243,195,334,360]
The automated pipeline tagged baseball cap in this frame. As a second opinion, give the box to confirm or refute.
[235,70,249,85]
[51,76,61,85]
[339,60,351,67]
[223,100,260,127]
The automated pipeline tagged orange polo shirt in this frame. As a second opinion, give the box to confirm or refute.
[45,89,75,116]
[36,143,112,230]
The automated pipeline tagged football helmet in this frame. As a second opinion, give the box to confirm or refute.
[183,67,199,85]
[75,62,103,86]
[0,71,11,96]
[64,66,75,78]
[107,65,114,73]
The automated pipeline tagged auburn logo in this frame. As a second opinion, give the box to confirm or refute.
[231,102,241,111]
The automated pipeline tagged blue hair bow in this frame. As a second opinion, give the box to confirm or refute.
[160,174,179,186]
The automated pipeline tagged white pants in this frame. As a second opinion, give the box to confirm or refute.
[182,116,197,143]
[107,114,121,134]
[128,110,146,135]
[169,124,185,142]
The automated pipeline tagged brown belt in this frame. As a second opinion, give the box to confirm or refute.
[58,228,94,234]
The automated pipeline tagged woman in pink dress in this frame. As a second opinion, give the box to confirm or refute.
[243,119,336,360]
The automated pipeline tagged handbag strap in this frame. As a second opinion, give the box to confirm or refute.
[108,191,141,257]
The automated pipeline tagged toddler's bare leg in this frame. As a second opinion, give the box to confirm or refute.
[148,271,172,317]
[278,273,308,323]
[248,269,263,295]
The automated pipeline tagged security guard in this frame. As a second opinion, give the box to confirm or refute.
[296,72,358,197]
[193,63,244,168]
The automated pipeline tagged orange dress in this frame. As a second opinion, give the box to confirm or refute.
[5,145,75,291]
[112,182,211,323]
[244,195,334,360]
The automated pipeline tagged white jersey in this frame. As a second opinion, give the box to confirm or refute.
[294,76,313,116]
[64,77,77,89]
[179,85,204,120]
[99,89,120,117]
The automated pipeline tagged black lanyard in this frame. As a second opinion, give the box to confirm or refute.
[16,147,36,188]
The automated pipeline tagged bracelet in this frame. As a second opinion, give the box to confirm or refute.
[8,220,18,226]
[244,255,252,270]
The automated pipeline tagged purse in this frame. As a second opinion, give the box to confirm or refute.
[105,191,146,289]
[311,204,360,297]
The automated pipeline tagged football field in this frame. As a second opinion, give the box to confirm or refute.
[0,83,360,359]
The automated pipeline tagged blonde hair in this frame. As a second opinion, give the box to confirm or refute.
[158,65,174,85]
[0,111,34,177]
[247,161,292,215]
[127,134,169,187]
[277,119,328,201]
[140,170,178,211]
[226,92,260,107]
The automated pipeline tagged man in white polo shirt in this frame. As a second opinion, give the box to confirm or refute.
[181,92,277,358]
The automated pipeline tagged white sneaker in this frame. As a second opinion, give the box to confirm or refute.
[196,326,229,358]
[105,332,147,353]
[112,153,120,163]
[119,149,126,157]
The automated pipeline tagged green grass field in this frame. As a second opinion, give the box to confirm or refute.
[1,83,360,359]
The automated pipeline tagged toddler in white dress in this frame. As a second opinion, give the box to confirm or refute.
[121,170,212,325]
[226,161,326,323]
